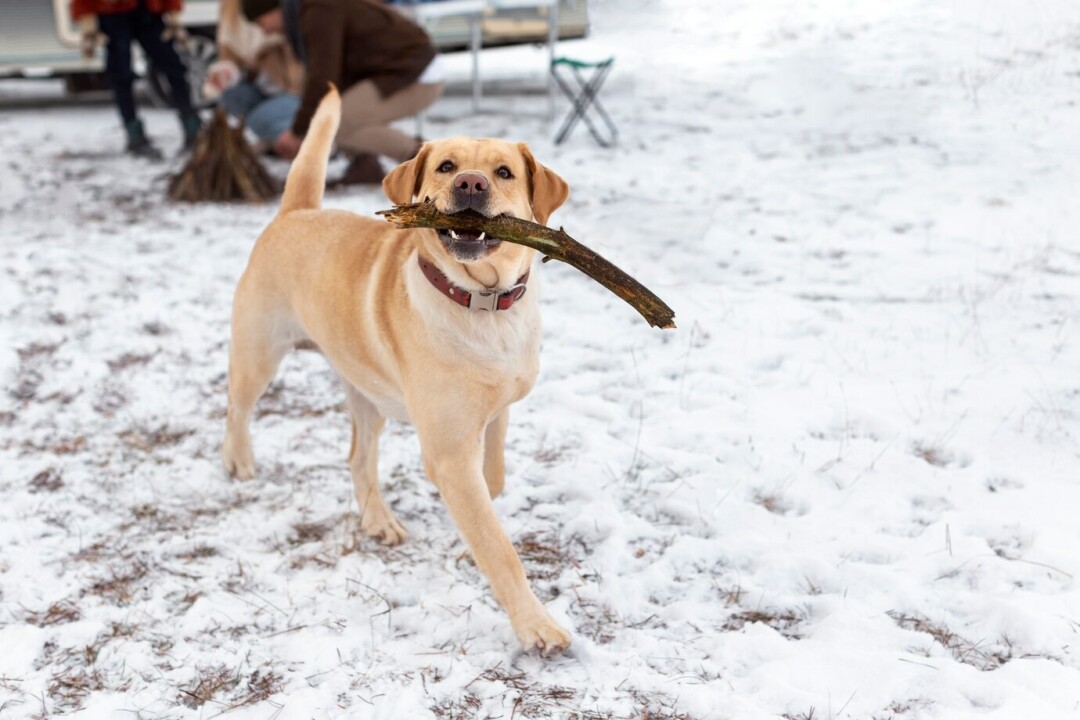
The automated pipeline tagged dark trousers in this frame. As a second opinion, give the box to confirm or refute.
[98,3,194,124]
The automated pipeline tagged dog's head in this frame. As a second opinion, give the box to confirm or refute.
[383,138,569,273]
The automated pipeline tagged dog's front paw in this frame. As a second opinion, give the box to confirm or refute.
[360,508,408,546]
[221,435,256,480]
[513,611,572,657]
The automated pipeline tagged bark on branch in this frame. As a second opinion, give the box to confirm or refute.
[376,201,676,329]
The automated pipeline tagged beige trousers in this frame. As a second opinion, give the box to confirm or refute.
[337,80,444,161]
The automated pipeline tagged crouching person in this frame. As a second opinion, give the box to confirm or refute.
[242,0,445,185]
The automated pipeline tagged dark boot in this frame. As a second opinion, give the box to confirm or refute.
[180,112,202,152]
[329,153,386,187]
[125,119,163,161]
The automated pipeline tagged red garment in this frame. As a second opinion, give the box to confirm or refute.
[71,0,183,21]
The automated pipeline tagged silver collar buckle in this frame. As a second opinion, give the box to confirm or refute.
[468,283,527,312]
[469,289,500,312]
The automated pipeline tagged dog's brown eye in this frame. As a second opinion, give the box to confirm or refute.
[438,160,455,173]
[496,166,513,180]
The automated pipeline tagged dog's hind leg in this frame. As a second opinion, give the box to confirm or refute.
[483,408,509,498]
[222,302,291,480]
[343,384,407,545]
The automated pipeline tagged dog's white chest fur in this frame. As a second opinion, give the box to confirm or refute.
[406,256,543,386]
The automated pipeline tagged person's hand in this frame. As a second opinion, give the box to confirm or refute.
[161,11,189,48]
[203,60,241,99]
[78,15,103,59]
[274,129,303,160]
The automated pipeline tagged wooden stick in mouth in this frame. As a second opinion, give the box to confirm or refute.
[376,201,676,330]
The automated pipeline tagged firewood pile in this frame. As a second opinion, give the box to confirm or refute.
[168,109,279,203]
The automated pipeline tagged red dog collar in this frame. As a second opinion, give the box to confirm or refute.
[418,256,529,312]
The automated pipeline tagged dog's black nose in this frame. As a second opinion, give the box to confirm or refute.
[454,172,489,197]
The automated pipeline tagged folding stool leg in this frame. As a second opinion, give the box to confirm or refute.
[553,59,616,147]
[573,63,616,147]
[552,66,583,145]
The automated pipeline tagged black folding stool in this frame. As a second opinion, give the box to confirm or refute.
[551,56,618,147]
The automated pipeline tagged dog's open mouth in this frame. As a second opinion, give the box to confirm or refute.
[437,228,502,260]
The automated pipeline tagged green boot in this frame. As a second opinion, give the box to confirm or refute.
[180,113,202,152]
[125,119,163,161]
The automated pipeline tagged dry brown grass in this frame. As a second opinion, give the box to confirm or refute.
[177,664,284,711]
[568,594,619,645]
[289,551,339,570]
[232,668,285,708]
[427,663,700,720]
[910,442,965,468]
[288,517,337,547]
[27,468,64,494]
[106,351,156,372]
[469,664,576,718]
[517,534,570,582]
[83,559,150,605]
[178,664,239,709]
[117,424,194,452]
[431,692,484,719]
[253,381,345,420]
[36,628,135,713]
[531,437,579,466]
[70,540,109,563]
[752,490,792,515]
[40,435,86,455]
[16,341,61,361]
[516,531,588,584]
[176,544,219,561]
[888,611,1010,670]
[23,600,80,627]
[47,665,109,713]
[872,698,935,719]
[723,606,807,639]
[141,320,170,335]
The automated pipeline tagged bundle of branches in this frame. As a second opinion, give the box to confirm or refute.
[377,201,676,329]
[168,108,279,203]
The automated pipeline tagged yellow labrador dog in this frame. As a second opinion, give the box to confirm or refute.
[221,88,571,655]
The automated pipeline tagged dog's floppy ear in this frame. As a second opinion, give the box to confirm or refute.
[383,143,432,205]
[517,143,569,226]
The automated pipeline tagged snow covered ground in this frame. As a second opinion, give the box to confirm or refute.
[2,0,1080,717]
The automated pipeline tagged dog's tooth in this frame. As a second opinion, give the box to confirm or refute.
[450,230,460,240]
[478,232,486,241]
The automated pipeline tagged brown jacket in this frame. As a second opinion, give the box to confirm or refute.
[292,0,436,135]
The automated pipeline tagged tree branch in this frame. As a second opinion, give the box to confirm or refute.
[376,201,676,329]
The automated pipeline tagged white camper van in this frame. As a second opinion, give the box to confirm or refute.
[0,0,588,108]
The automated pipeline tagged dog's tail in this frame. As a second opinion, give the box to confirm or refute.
[279,85,341,215]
